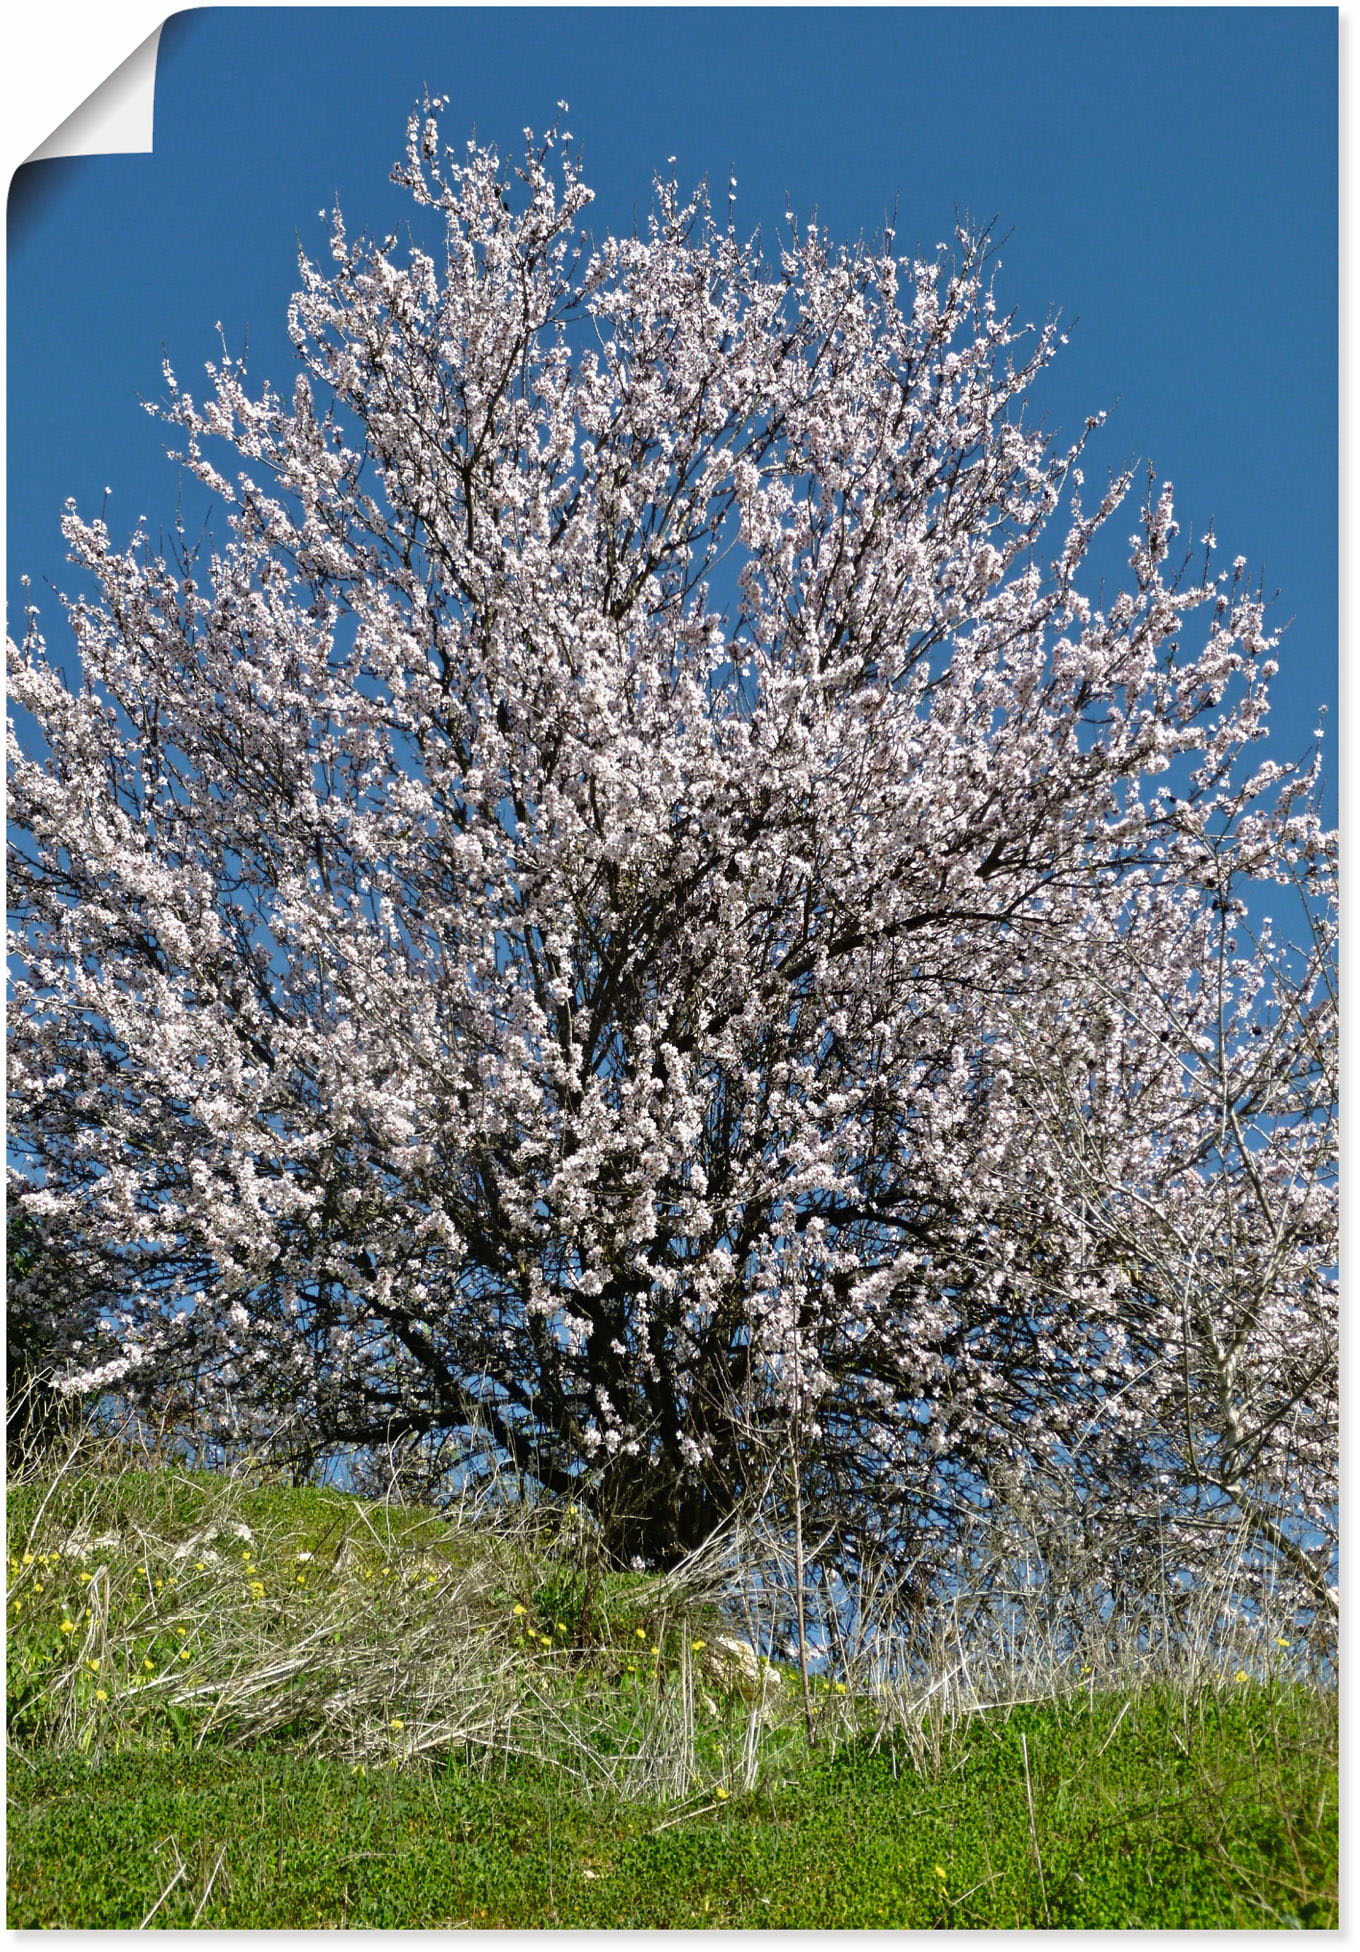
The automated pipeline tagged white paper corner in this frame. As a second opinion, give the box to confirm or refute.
[26,24,163,164]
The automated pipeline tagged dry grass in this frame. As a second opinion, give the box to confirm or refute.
[6,1404,1334,1806]
[7,1411,760,1797]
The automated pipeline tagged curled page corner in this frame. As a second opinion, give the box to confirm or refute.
[26,23,163,164]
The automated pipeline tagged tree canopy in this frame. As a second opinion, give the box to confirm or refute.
[8,108,1336,1608]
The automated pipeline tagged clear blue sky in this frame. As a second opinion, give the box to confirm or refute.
[8,6,1337,809]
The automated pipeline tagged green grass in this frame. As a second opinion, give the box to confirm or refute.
[6,1454,1338,1928]
[8,1687,1337,1928]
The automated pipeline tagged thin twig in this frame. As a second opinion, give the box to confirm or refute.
[1093,1695,1132,1760]
[189,1843,228,1925]
[1019,1732,1051,1927]
[139,1842,188,1928]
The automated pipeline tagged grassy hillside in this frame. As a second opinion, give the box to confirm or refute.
[6,1449,1338,1929]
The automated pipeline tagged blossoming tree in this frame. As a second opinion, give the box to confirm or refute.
[8,108,1336,1593]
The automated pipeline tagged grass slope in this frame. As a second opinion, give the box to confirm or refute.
[6,1458,1338,1929]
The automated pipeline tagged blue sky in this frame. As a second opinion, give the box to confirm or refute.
[8,5,1337,809]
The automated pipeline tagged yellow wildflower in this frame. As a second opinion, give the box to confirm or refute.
[87,1659,101,1672]
[635,1627,647,1640]
[59,1618,75,1635]
[143,1657,155,1671]
[691,1640,706,1653]
[714,1785,729,1800]
[78,1571,94,1584]
[512,1603,527,1617]
[934,1865,948,1882]
[179,1648,191,1660]
[389,1717,404,1730]
[95,1688,109,1703]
